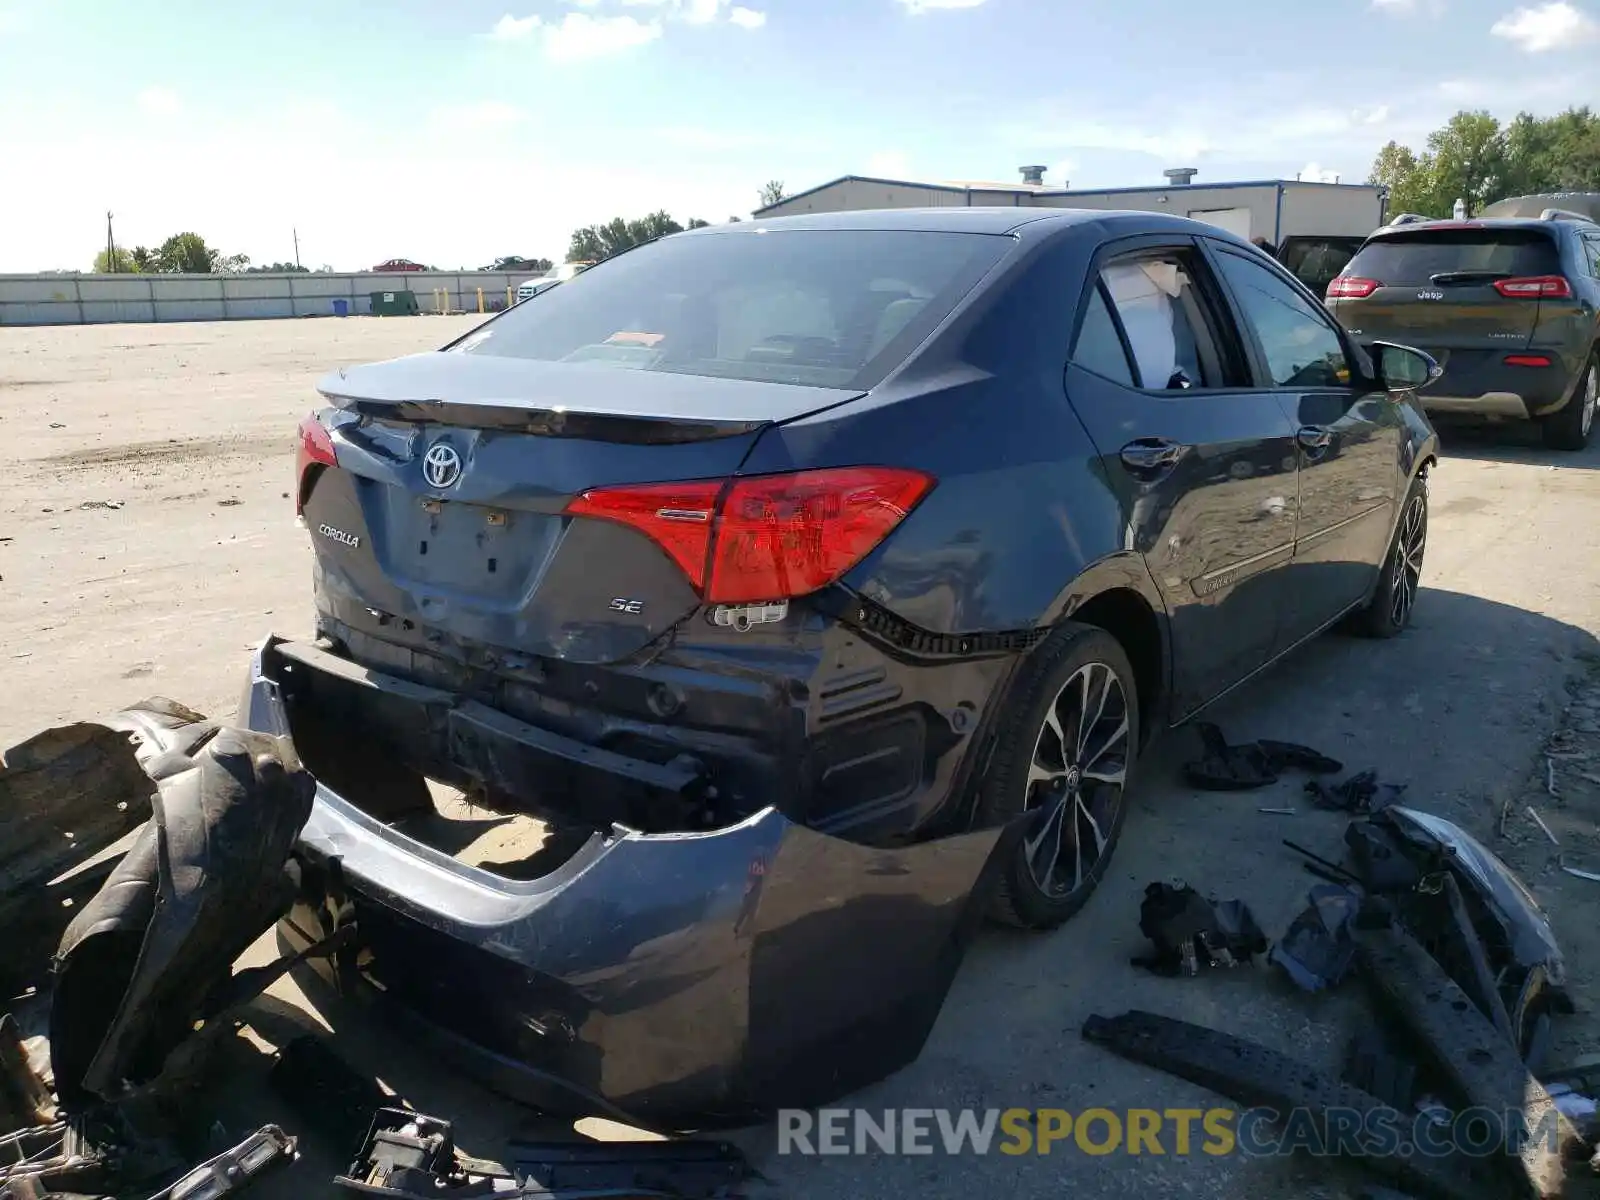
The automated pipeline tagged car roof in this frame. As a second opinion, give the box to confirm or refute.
[680,206,1230,241]
[1367,218,1576,238]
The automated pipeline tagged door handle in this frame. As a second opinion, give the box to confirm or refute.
[1296,426,1333,452]
[1119,438,1186,474]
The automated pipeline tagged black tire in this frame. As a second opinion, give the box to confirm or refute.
[1351,473,1428,639]
[977,623,1140,930]
[1540,351,1597,451]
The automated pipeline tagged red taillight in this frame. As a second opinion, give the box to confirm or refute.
[295,413,337,516]
[1327,276,1379,299]
[566,480,723,591]
[567,466,935,605]
[1493,275,1572,299]
[1504,354,1553,367]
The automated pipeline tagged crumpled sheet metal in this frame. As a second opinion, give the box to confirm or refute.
[49,717,315,1108]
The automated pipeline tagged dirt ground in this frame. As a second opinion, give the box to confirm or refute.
[4,317,1600,1199]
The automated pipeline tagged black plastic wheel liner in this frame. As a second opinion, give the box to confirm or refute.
[50,723,315,1107]
[1080,1010,1499,1200]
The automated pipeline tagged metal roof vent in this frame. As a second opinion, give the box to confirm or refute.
[1019,164,1047,185]
[1164,167,1198,186]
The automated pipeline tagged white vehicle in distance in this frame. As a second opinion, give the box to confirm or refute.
[515,260,595,303]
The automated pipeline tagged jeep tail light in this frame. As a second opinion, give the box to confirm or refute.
[567,466,936,604]
[1326,276,1379,299]
[1493,275,1572,299]
[295,413,337,517]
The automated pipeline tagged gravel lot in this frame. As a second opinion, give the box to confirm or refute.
[4,317,1600,1199]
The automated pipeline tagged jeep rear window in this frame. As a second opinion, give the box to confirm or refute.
[1344,229,1561,285]
[455,229,1010,390]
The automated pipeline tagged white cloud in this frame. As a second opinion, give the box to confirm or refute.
[490,13,540,39]
[1355,103,1391,125]
[680,0,726,23]
[657,125,770,150]
[1299,162,1343,183]
[1371,0,1415,9]
[897,0,986,11]
[543,12,662,61]
[728,6,766,27]
[1051,159,1077,186]
[136,86,181,116]
[429,101,526,130]
[1491,2,1599,51]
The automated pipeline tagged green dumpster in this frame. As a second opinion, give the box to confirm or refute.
[369,289,420,316]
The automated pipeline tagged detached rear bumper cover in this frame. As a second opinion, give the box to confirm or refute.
[239,638,1022,1128]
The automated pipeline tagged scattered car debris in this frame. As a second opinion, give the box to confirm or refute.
[78,500,124,511]
[1305,768,1406,814]
[1561,865,1600,883]
[146,1124,296,1200]
[1182,723,1342,791]
[1343,1027,1419,1113]
[269,1036,394,1158]
[334,1107,751,1198]
[49,722,315,1107]
[1353,920,1581,1199]
[1131,881,1266,977]
[0,1016,51,1134]
[1081,1010,1499,1200]
[1257,806,1297,815]
[1268,884,1360,992]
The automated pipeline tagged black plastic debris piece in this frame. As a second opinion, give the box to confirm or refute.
[1269,884,1361,992]
[145,1124,296,1200]
[512,1137,753,1199]
[1343,1028,1420,1113]
[1183,722,1342,791]
[1132,881,1266,977]
[49,723,316,1108]
[1353,923,1581,1200]
[1344,820,1422,892]
[334,1107,752,1198]
[269,1036,394,1158]
[1080,1010,1497,1200]
[1307,768,1407,814]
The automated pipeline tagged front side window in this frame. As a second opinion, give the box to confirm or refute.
[454,229,1011,390]
[1212,249,1350,389]
[1099,257,1215,390]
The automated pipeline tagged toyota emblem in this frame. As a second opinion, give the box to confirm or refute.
[422,441,463,489]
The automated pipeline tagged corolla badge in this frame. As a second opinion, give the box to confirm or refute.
[422,441,463,489]
[317,523,360,548]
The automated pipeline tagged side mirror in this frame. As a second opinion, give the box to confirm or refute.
[1369,341,1441,391]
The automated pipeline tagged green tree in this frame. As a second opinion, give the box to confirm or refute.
[487,255,553,272]
[93,247,139,273]
[759,180,786,207]
[566,211,687,262]
[1427,110,1506,215]
[153,232,216,273]
[727,215,742,223]
[686,217,711,229]
[245,261,309,273]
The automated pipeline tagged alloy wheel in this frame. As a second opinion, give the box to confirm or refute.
[1389,493,1427,629]
[1021,662,1131,898]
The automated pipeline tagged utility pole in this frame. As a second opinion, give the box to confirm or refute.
[293,227,301,269]
[106,211,116,273]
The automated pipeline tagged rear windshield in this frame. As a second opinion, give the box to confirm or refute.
[1344,229,1560,285]
[1278,238,1362,294]
[455,229,1010,390]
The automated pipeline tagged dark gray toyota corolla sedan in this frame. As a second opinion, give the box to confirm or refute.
[253,206,1439,1124]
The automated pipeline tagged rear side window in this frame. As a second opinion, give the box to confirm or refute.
[455,229,1010,390]
[1071,284,1136,386]
[1100,257,1217,390]
[1344,230,1561,285]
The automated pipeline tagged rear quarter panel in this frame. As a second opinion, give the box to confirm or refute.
[737,226,1164,638]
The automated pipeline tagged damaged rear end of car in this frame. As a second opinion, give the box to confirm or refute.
[268,221,1038,1124]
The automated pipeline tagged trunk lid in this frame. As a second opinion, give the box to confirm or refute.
[304,353,860,664]
[1327,226,1562,355]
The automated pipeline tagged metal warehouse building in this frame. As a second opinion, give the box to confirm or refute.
[753,166,1389,244]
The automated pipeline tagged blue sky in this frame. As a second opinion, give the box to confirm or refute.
[1,0,1597,271]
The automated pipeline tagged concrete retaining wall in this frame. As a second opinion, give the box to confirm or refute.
[0,271,552,327]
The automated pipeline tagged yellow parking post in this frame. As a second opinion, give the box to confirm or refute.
[506,286,514,308]
[477,287,484,314]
